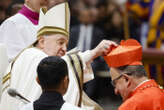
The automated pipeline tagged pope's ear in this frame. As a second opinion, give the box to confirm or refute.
[37,36,45,49]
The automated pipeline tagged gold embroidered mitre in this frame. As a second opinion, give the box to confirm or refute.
[37,2,70,38]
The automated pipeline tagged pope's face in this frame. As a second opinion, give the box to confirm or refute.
[26,0,48,12]
[42,34,68,57]
[110,68,130,101]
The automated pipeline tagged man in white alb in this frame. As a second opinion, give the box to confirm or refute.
[0,0,49,62]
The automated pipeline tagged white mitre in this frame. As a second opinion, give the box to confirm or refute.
[37,2,70,38]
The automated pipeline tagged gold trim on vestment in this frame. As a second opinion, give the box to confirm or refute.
[2,45,33,92]
[42,8,47,14]
[2,72,11,84]
[66,54,83,107]
[66,53,104,110]
[82,91,104,110]
[71,54,83,87]
[37,26,69,38]
[65,3,69,33]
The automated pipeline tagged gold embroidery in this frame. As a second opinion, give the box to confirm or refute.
[37,26,69,38]
[2,72,11,84]
[65,3,69,33]
[66,54,83,107]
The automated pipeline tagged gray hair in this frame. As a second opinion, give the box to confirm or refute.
[116,65,147,78]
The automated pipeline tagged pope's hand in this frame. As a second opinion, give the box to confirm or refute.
[90,40,117,59]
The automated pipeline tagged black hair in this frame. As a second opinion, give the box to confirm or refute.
[116,65,147,78]
[37,56,68,89]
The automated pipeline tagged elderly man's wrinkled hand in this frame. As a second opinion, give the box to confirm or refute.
[91,40,117,58]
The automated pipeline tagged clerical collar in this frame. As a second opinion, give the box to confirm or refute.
[19,4,39,25]
[133,79,150,91]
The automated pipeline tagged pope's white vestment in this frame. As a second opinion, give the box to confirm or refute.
[0,48,47,110]
[0,13,37,62]
[0,47,95,110]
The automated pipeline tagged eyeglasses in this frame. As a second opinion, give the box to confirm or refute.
[111,74,123,87]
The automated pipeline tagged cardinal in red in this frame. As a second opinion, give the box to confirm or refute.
[104,39,164,110]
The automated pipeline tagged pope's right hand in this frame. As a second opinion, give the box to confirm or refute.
[90,40,117,60]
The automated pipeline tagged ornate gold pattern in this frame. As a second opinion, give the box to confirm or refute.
[2,72,10,84]
[37,26,69,38]
[66,54,83,107]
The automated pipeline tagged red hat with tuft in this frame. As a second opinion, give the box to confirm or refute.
[104,39,142,67]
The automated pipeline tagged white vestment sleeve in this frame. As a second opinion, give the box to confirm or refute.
[78,50,94,83]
